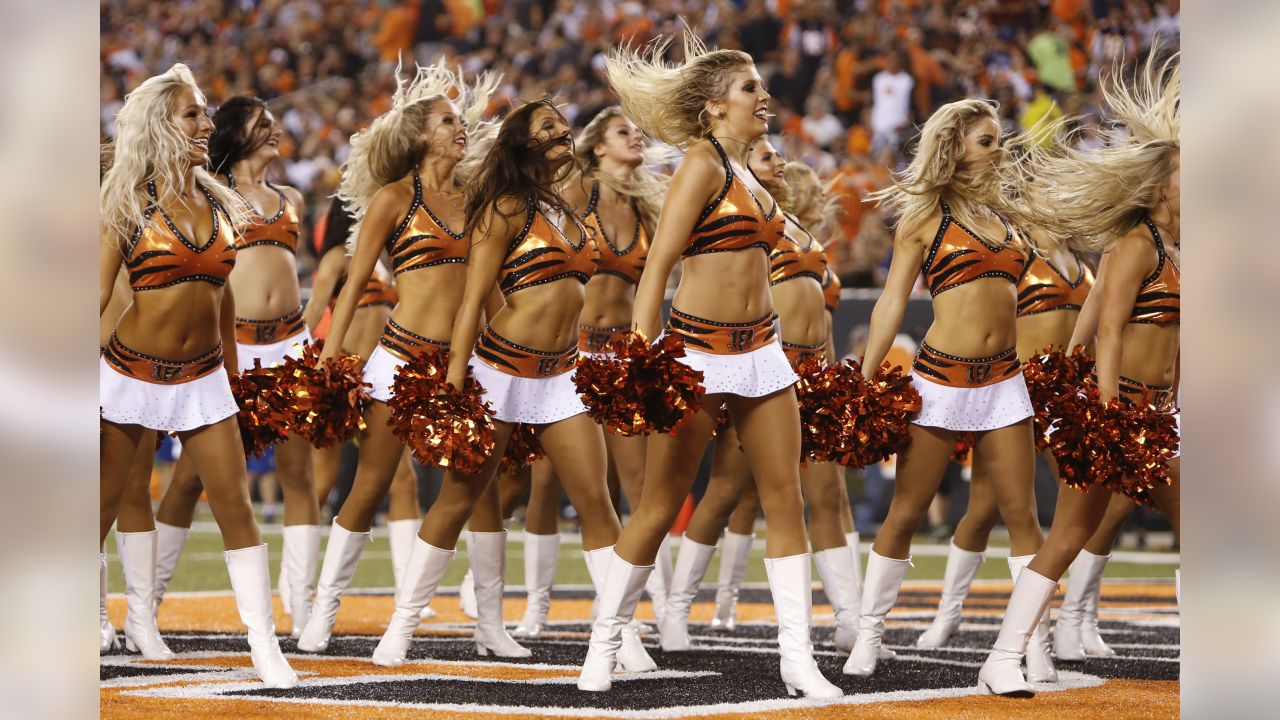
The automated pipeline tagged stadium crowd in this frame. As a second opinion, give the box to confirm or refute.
[100,0,1179,287]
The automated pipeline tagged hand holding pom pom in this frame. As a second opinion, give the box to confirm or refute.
[574,332,705,436]
[229,359,293,458]
[283,342,372,449]
[1023,346,1095,451]
[386,348,497,475]
[832,361,923,468]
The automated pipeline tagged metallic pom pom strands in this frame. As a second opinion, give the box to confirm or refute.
[386,349,497,475]
[1022,346,1095,451]
[574,332,706,436]
[282,342,372,449]
[832,361,923,468]
[500,424,545,474]
[228,358,294,459]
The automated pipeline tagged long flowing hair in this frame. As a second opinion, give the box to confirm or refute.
[571,106,666,235]
[208,95,270,176]
[605,32,754,149]
[463,98,577,236]
[869,99,1013,246]
[100,64,249,247]
[1004,52,1180,249]
[781,161,841,234]
[337,59,500,249]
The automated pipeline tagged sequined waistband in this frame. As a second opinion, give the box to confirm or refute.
[578,324,631,354]
[235,305,306,345]
[102,333,224,385]
[378,317,450,363]
[476,325,577,378]
[912,341,1022,388]
[666,308,779,355]
[782,340,826,368]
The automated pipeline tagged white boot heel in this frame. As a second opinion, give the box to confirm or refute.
[471,531,530,658]
[843,551,909,677]
[766,554,843,699]
[514,532,560,638]
[226,544,299,689]
[976,568,1057,698]
[118,531,176,660]
[297,521,372,653]
[1009,555,1058,683]
[916,540,984,648]
[578,550,653,692]
[712,531,752,631]
[372,537,454,667]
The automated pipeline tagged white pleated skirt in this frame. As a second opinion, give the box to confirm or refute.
[362,345,408,403]
[910,371,1034,432]
[99,357,239,432]
[676,340,798,398]
[237,328,312,372]
[468,354,588,425]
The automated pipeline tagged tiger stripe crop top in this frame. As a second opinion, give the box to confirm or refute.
[125,181,237,292]
[921,199,1024,297]
[385,174,468,276]
[769,213,828,286]
[683,137,785,258]
[1016,247,1094,317]
[1129,217,1180,326]
[497,202,599,297]
[822,265,842,313]
[226,172,300,253]
[582,181,648,284]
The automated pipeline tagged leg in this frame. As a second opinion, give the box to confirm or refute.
[276,433,320,525]
[497,463,533,520]
[514,460,561,638]
[952,466,1001,553]
[276,435,324,634]
[101,422,145,547]
[1054,485,1130,660]
[116,431,158,533]
[801,462,846,552]
[834,471,854,535]
[258,470,279,523]
[1146,457,1180,540]
[524,460,561,535]
[540,414,619,551]
[804,461,861,653]
[713,486,758,631]
[605,432,648,515]
[153,450,200,614]
[385,448,438,620]
[312,443,344,512]
[467,478,533,658]
[973,420,1043,557]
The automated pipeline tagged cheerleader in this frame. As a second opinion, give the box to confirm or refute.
[149,94,322,635]
[660,146,867,659]
[976,55,1180,697]
[580,36,842,698]
[848,98,1049,680]
[501,106,671,641]
[369,97,644,671]
[294,64,495,653]
[99,64,296,687]
[914,231,1094,653]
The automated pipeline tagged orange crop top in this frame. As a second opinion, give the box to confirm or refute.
[582,181,648,284]
[226,172,300,253]
[126,181,237,292]
[769,213,828,286]
[922,200,1024,297]
[385,175,468,276]
[1129,217,1180,325]
[1016,247,1094,317]
[684,137,785,258]
[822,265,842,313]
[497,202,599,297]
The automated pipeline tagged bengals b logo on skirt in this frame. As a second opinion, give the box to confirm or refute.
[728,328,755,353]
[153,364,184,383]
[966,362,993,386]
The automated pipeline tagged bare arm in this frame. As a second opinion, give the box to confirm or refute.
[1067,253,1109,351]
[631,150,719,341]
[860,220,926,374]
[322,186,406,359]
[221,285,239,373]
[1093,230,1152,402]
[445,199,521,389]
[304,246,350,331]
[99,236,124,316]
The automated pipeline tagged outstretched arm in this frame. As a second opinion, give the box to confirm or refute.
[445,199,521,389]
[860,219,926,374]
[323,187,405,359]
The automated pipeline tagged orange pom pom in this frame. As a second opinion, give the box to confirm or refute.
[1023,346,1095,451]
[574,332,706,436]
[386,349,496,475]
[794,356,859,465]
[500,423,545,474]
[229,359,294,458]
[282,342,371,449]
[831,361,923,468]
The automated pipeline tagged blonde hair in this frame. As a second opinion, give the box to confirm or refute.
[605,33,754,149]
[572,106,666,234]
[100,64,249,247]
[338,59,500,249]
[782,161,841,233]
[1005,53,1179,248]
[870,99,1010,244]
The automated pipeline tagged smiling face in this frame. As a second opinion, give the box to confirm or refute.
[958,116,1002,168]
[708,65,771,139]
[242,106,282,162]
[595,115,645,168]
[527,103,574,164]
[748,138,786,186]
[421,98,467,162]
[172,86,213,168]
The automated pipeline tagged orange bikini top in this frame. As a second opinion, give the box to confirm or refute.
[684,137,785,258]
[769,213,828,286]
[1016,246,1094,317]
[126,181,237,292]
[1129,217,1180,325]
[497,202,599,297]
[385,174,468,276]
[333,264,398,309]
[582,181,648,284]
[226,172,299,253]
[822,265,842,313]
[922,199,1023,297]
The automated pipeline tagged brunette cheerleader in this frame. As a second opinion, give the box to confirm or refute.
[580,36,842,697]
[99,64,296,687]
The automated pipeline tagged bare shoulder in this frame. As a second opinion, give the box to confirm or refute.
[677,141,726,181]
[898,206,944,249]
[276,184,305,211]
[559,176,591,213]
[369,178,415,213]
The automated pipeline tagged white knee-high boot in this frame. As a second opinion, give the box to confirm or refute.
[977,568,1057,697]
[153,522,190,617]
[766,554,844,698]
[813,546,860,654]
[296,520,372,652]
[100,552,119,653]
[371,536,455,667]
[470,530,530,657]
[585,546,656,672]
[645,533,674,627]
[578,549,653,692]
[387,519,436,620]
[660,536,718,651]
[458,530,478,619]
[1008,555,1058,682]
[225,544,299,688]
[514,532,560,638]
[916,540,985,648]
[118,530,175,660]
[846,532,895,660]
[282,524,323,637]
[711,531,753,631]
[843,550,909,676]
[1079,551,1116,657]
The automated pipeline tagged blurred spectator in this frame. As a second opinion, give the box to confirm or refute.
[1020,85,1065,147]
[1027,18,1078,93]
[801,96,844,151]
[870,52,914,157]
